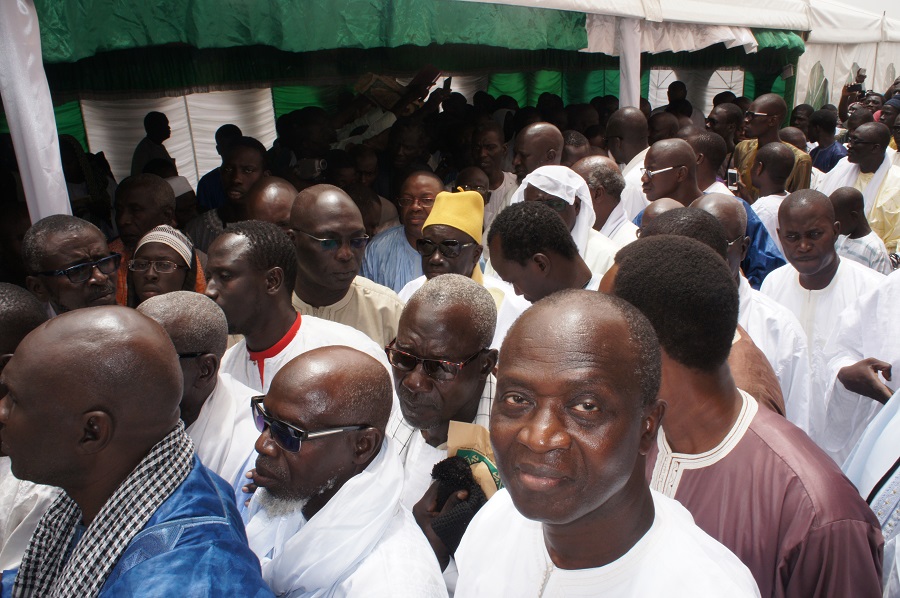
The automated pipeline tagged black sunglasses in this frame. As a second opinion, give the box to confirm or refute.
[251,396,368,453]
[36,253,121,284]
[385,339,483,381]
[416,238,476,258]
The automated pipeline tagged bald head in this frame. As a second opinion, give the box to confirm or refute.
[779,189,835,225]
[137,291,229,359]
[830,186,865,217]
[755,142,795,187]
[606,107,649,143]
[513,123,564,182]
[0,283,48,355]
[605,107,649,165]
[273,346,392,433]
[648,112,680,145]
[290,184,363,230]
[641,198,683,229]
[642,139,699,203]
[691,194,748,278]
[245,176,298,230]
[779,127,807,152]
[753,94,787,119]
[692,194,747,240]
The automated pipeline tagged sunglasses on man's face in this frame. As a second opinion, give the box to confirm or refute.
[415,238,476,259]
[251,396,368,453]
[385,340,483,381]
[36,253,121,284]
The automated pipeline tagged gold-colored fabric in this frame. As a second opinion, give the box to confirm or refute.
[423,190,484,245]
[733,139,813,202]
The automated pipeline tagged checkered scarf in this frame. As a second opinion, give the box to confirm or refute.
[12,422,194,598]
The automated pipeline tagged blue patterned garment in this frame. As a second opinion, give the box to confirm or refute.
[361,225,424,293]
[2,457,273,597]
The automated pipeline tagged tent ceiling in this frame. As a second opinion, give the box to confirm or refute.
[457,0,810,30]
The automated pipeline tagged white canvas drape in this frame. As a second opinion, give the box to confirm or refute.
[0,0,70,221]
[81,89,277,188]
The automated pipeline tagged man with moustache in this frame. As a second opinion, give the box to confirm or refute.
[22,215,118,316]
[243,346,447,597]
[183,137,271,253]
[454,290,759,596]
[362,170,443,293]
[761,190,884,459]
[290,184,405,347]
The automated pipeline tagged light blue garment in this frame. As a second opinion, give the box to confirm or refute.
[361,225,423,293]
[2,457,273,598]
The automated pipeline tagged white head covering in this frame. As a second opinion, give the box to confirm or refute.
[509,165,596,257]
[134,224,194,266]
[165,175,194,197]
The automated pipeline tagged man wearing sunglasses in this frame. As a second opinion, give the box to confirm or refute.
[732,93,812,201]
[398,190,529,350]
[244,346,447,597]
[816,122,900,254]
[22,214,118,316]
[206,221,394,398]
[290,184,405,348]
[362,170,443,293]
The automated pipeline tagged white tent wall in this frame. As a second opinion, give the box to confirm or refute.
[81,89,277,189]
[796,42,879,108]
[874,42,900,95]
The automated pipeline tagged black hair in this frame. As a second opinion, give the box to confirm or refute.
[226,220,298,295]
[613,235,738,372]
[809,109,837,135]
[0,282,48,353]
[487,202,578,264]
[22,215,102,274]
[685,132,727,172]
[640,208,728,259]
[757,141,796,186]
[225,136,269,170]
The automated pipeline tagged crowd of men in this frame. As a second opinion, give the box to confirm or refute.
[1,72,900,597]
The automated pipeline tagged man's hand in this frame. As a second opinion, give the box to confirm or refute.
[838,358,894,404]
[242,468,259,507]
[412,482,468,571]
[735,175,754,204]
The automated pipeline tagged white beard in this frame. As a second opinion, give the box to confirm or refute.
[256,488,308,519]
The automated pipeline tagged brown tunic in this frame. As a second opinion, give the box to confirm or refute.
[648,391,883,598]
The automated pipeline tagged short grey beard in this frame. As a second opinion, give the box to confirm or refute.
[256,488,308,519]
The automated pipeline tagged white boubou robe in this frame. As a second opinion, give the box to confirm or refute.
[244,439,448,598]
[761,259,884,460]
[454,488,761,597]
[843,388,900,598]
[186,372,259,490]
[822,270,900,464]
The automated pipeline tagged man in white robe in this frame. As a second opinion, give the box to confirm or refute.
[572,155,638,248]
[137,291,261,495]
[389,275,499,591]
[843,387,900,598]
[693,195,813,434]
[504,165,618,277]
[454,290,760,597]
[605,107,651,219]
[822,270,900,466]
[397,190,529,350]
[816,122,900,252]
[203,221,393,395]
[761,191,884,455]
[244,346,447,598]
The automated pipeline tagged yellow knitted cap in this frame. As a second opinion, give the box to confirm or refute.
[422,190,484,244]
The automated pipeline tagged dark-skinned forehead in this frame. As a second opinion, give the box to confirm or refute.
[422,223,476,245]
[398,300,481,355]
